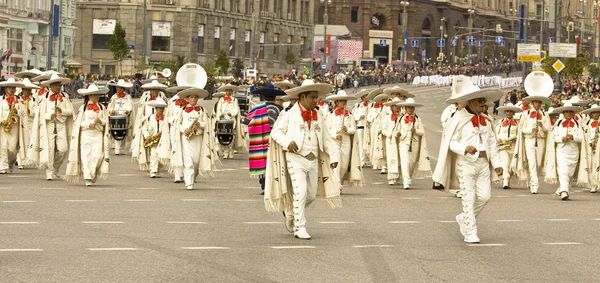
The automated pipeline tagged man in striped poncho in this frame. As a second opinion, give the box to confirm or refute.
[247,84,286,195]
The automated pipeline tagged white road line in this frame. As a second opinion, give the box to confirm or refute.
[467,244,506,247]
[401,197,422,200]
[0,222,39,224]
[81,221,125,224]
[7,175,28,178]
[353,245,393,248]
[495,220,524,222]
[87,248,139,251]
[118,174,136,177]
[39,187,66,190]
[181,199,208,202]
[234,199,260,202]
[438,220,457,223]
[2,200,35,203]
[516,194,531,197]
[245,187,261,189]
[372,182,385,185]
[125,199,156,202]
[167,221,206,224]
[0,249,43,252]
[181,247,231,250]
[65,199,97,202]
[137,187,160,190]
[543,242,582,245]
[244,221,283,224]
[362,197,382,200]
[546,219,571,222]
[270,246,316,249]
[494,196,510,198]
[319,221,355,224]
[594,218,600,221]
[388,221,421,224]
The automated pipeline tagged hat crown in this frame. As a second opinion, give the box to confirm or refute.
[404,98,416,104]
[87,84,100,92]
[117,79,126,85]
[301,79,316,87]
[6,78,17,83]
[336,90,348,96]
[451,75,479,97]
[49,74,61,81]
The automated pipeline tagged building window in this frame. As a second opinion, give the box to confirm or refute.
[351,7,359,23]
[398,9,403,25]
[300,36,305,58]
[230,28,236,56]
[215,0,224,10]
[273,33,279,58]
[214,26,221,52]
[259,32,265,59]
[198,24,205,53]
[151,21,171,52]
[92,19,116,50]
[318,6,324,24]
[536,4,542,16]
[286,35,293,55]
[245,30,251,57]
[64,36,72,57]
[291,0,297,21]
[8,28,23,54]
[274,0,282,18]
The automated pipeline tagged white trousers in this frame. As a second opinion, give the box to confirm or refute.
[114,139,126,154]
[399,141,418,188]
[556,147,579,194]
[148,146,160,174]
[524,137,545,191]
[334,136,352,182]
[499,150,514,186]
[285,153,318,229]
[0,125,19,171]
[183,134,202,187]
[45,123,68,176]
[80,130,104,180]
[456,156,492,235]
[170,127,183,181]
[356,128,365,165]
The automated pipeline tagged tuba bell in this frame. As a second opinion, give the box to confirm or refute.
[524,71,553,98]
[175,63,208,89]
[162,68,172,78]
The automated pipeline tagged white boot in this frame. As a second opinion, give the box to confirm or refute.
[294,227,311,240]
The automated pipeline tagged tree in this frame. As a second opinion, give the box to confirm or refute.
[285,48,296,69]
[541,57,558,77]
[563,57,589,80]
[588,64,600,80]
[231,58,245,78]
[203,62,219,76]
[215,49,230,76]
[106,22,130,76]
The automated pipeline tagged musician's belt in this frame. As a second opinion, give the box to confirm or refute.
[357,126,365,129]
[478,151,487,159]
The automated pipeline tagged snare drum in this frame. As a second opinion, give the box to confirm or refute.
[215,120,235,145]
[109,115,128,140]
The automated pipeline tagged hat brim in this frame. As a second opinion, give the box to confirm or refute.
[0,82,24,87]
[384,88,414,98]
[273,82,297,89]
[252,88,286,97]
[581,107,600,115]
[141,78,167,84]
[366,88,385,101]
[147,102,168,108]
[41,78,71,86]
[446,88,503,104]
[21,83,41,89]
[373,94,391,103]
[285,84,333,99]
[353,89,371,98]
[179,88,209,99]
[522,95,551,105]
[142,83,168,90]
[496,106,522,113]
[217,85,241,92]
[78,88,110,96]
[14,71,42,79]
[324,94,358,101]
[384,100,404,106]
[553,106,583,113]
[212,92,226,98]
[165,85,192,93]
[109,82,134,89]
[398,103,423,108]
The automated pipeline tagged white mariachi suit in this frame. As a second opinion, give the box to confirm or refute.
[317,101,330,118]
[441,104,458,130]
[107,93,134,155]
[367,103,384,170]
[79,104,108,181]
[353,101,369,166]
[0,96,23,173]
[585,119,599,190]
[167,96,187,182]
[495,118,519,187]
[215,96,240,158]
[519,109,550,193]
[142,114,167,176]
[17,96,36,167]
[553,119,583,194]
[381,113,400,182]
[271,104,340,231]
[179,106,207,187]
[396,114,425,189]
[326,108,356,183]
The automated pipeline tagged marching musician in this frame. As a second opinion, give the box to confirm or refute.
[363,87,384,169]
[28,74,74,181]
[17,78,40,169]
[352,89,371,167]
[369,93,390,174]
[381,97,403,185]
[30,71,58,104]
[107,79,135,155]
[64,84,110,186]
[215,84,242,159]
[131,80,168,164]
[396,98,431,190]
[165,85,191,183]
[141,98,170,178]
[383,86,413,115]
[0,78,25,174]
[495,103,522,190]
[582,104,600,193]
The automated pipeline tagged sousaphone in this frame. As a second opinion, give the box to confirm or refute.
[176,63,208,89]
[524,71,553,98]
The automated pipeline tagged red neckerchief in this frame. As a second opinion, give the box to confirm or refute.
[529,110,542,119]
[334,108,349,116]
[148,97,157,101]
[38,88,48,96]
[317,101,325,106]
[362,101,368,107]
[299,104,317,127]
[223,96,232,103]
[574,115,580,121]
[49,93,63,102]
[391,113,400,121]
[117,93,125,98]
[5,96,17,105]
[86,104,100,112]
[590,120,598,128]
[471,115,487,127]
[502,119,517,127]
[155,115,164,121]
[175,99,187,107]
[373,103,383,109]
[404,115,415,124]
[522,105,531,111]
[185,105,201,113]
[561,120,575,128]
[21,96,32,102]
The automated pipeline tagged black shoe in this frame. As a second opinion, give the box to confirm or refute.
[503,186,510,190]
[260,190,265,195]
[432,183,444,190]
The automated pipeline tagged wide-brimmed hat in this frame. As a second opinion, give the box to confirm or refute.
[562,96,591,106]
[547,107,558,115]
[212,92,226,98]
[553,101,583,114]
[373,94,391,103]
[325,90,358,101]
[273,80,297,89]
[383,86,414,98]
[31,70,60,82]
[77,84,109,96]
[178,87,209,99]
[497,103,522,113]
[165,85,192,93]
[398,98,423,108]
[445,75,502,104]
[217,83,240,92]
[20,78,40,90]
[366,87,385,101]
[252,84,286,97]
[40,74,71,86]
[109,79,133,89]
[284,79,333,99]
[142,80,168,90]
[582,104,600,115]
[0,78,25,88]
[14,69,42,79]
[147,97,168,108]
[353,89,371,99]
[384,97,405,107]
[141,75,167,84]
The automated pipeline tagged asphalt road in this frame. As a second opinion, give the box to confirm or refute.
[1,79,598,282]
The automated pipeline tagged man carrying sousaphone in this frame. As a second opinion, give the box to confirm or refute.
[215,83,244,159]
[107,79,135,155]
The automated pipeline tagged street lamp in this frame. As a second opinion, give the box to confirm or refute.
[400,1,409,68]
[468,8,475,65]
[320,0,332,73]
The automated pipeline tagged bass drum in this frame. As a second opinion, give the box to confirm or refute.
[215,120,235,145]
[109,115,128,141]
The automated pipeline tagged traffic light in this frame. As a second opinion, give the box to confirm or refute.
[567,22,574,32]
[437,52,444,62]
[496,24,503,33]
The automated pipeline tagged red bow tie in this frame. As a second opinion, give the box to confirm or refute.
[471,115,487,127]
[363,101,368,107]
[155,115,164,121]
[574,115,580,121]
[391,113,400,121]
[117,93,125,98]
[404,115,415,124]
[562,120,575,128]
[590,120,598,128]
[148,97,156,101]
[301,109,318,123]
[502,119,517,127]
[317,101,325,106]
[5,96,17,105]
[373,103,383,109]
[334,108,349,116]
[529,111,542,120]
[175,99,187,107]
[86,104,100,112]
[21,96,32,102]
[38,88,48,96]
[522,105,531,111]
[223,96,232,102]
[185,105,201,113]
[49,93,63,102]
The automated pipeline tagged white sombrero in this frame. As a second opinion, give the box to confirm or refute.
[445,75,502,104]
[384,97,405,107]
[141,75,167,84]
[40,74,71,86]
[142,80,168,90]
[109,79,133,89]
[0,78,25,88]
[31,70,60,82]
[165,85,192,93]
[284,79,333,99]
[383,86,414,98]
[14,69,42,79]
[273,80,297,89]
[147,97,168,108]
[562,96,590,106]
[553,101,583,114]
[77,84,109,96]
[366,87,385,101]
[522,71,552,104]
[212,92,226,98]
[20,78,40,90]
[582,104,600,115]
[353,88,371,99]
[373,94,391,103]
[178,87,209,99]
[547,107,558,115]
[325,90,358,101]
[217,83,240,92]
[497,103,522,113]
[398,98,423,108]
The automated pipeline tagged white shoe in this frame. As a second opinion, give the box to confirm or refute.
[591,188,597,193]
[18,165,24,170]
[294,227,311,240]
[464,233,480,243]
[456,214,466,237]
[388,181,395,186]
[85,180,93,187]
[0,170,6,174]
[186,185,194,190]
[560,191,569,200]
[46,173,53,180]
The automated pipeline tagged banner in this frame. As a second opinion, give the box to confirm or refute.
[92,19,116,35]
[152,21,171,37]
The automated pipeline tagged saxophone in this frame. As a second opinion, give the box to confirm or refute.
[3,103,17,133]
[144,132,162,148]
[185,112,201,140]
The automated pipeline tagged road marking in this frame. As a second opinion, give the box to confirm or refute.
[388,221,421,224]
[137,187,160,190]
[516,194,531,197]
[82,221,125,224]
[215,169,238,172]
[372,182,385,185]
[495,220,524,222]
[181,199,208,202]
[401,197,422,200]
[494,196,510,198]
[245,187,261,189]
[167,221,206,224]
[543,242,582,245]
[244,221,283,224]
[7,175,28,178]
[594,218,600,221]
[319,221,355,224]
[87,248,139,251]
[118,174,136,177]
[65,199,97,202]
[2,200,35,203]
[353,245,393,248]
[234,199,260,202]
[181,247,231,250]
[39,187,66,190]
[125,199,156,202]
[467,244,506,247]
[0,222,39,225]
[546,219,571,222]
[438,220,457,223]
[362,197,382,200]
[270,246,316,249]
[0,249,43,252]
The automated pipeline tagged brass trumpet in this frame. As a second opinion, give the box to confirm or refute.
[143,132,162,148]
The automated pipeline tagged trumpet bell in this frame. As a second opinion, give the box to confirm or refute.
[524,71,553,97]
[162,68,172,78]
[176,63,208,89]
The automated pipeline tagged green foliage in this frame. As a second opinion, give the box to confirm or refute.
[231,58,245,78]
[588,64,600,80]
[285,48,296,67]
[214,49,230,76]
[136,56,147,72]
[563,57,589,80]
[158,56,185,79]
[542,57,558,77]
[203,62,219,76]
[106,22,129,75]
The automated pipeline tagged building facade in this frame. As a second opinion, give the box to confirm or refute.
[0,0,76,73]
[75,0,315,76]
